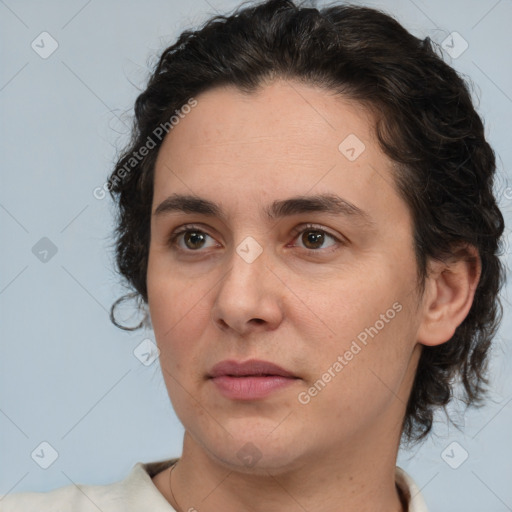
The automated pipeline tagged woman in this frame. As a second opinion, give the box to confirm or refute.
[1,0,504,511]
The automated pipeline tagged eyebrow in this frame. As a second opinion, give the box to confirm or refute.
[153,193,375,229]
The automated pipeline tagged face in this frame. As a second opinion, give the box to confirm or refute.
[147,79,425,473]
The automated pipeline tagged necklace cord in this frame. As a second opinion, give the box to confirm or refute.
[168,461,184,512]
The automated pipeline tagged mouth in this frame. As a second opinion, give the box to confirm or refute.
[208,359,299,400]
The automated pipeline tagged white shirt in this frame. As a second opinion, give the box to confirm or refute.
[0,458,429,511]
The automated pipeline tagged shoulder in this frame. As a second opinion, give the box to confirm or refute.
[1,481,112,512]
[0,458,178,512]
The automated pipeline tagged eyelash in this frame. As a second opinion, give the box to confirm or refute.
[167,223,345,255]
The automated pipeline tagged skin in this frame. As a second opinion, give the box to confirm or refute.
[147,79,481,512]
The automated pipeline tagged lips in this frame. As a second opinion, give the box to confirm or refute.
[208,359,299,400]
[208,359,296,378]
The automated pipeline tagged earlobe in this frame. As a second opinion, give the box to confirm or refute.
[416,244,481,347]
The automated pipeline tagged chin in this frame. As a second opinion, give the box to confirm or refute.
[198,424,309,475]
[212,447,306,476]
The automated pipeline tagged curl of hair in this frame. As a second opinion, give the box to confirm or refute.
[108,0,505,445]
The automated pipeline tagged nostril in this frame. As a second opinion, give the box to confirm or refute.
[218,319,229,329]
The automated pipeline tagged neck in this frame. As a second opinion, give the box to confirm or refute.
[168,422,406,512]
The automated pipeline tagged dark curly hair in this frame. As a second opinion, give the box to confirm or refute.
[107,0,506,446]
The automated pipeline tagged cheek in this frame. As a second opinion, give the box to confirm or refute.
[294,278,415,412]
[149,282,209,346]
[147,272,213,414]
[147,263,219,378]
[148,245,200,323]
[289,264,405,353]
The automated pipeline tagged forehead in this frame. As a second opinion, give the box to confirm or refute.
[152,79,406,229]
[157,79,376,164]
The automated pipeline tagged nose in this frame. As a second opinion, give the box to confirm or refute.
[210,241,284,336]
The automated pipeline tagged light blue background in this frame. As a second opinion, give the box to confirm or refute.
[1,1,511,510]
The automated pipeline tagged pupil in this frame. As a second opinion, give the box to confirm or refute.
[303,230,323,249]
[186,231,205,249]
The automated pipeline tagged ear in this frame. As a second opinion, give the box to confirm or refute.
[416,244,481,347]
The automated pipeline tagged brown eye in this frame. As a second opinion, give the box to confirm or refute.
[168,226,219,252]
[301,230,326,250]
[183,230,207,250]
[291,224,341,252]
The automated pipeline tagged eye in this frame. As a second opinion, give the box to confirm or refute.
[167,225,219,252]
[289,223,343,253]
[167,223,344,254]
